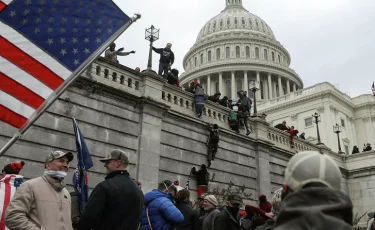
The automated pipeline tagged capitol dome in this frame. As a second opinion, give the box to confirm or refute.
[180,0,303,101]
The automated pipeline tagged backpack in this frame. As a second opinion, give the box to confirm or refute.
[209,130,219,144]
[229,110,237,121]
[240,214,264,230]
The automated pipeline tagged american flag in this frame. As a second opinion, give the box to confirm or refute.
[0,174,23,230]
[0,0,130,129]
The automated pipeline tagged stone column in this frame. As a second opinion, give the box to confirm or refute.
[256,71,261,99]
[243,71,248,92]
[286,79,290,94]
[231,71,236,99]
[278,75,283,96]
[219,72,223,94]
[268,73,273,99]
[207,74,211,95]
[293,83,296,92]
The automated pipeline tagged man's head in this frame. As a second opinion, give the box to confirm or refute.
[213,124,218,129]
[2,161,25,175]
[367,143,371,146]
[200,164,207,171]
[214,91,221,99]
[282,121,286,126]
[283,151,342,196]
[237,90,245,98]
[99,149,129,174]
[176,189,190,202]
[300,132,305,136]
[290,126,294,130]
[222,96,228,101]
[157,180,172,193]
[226,194,242,208]
[203,195,218,210]
[171,69,179,77]
[166,43,172,49]
[168,185,177,197]
[45,151,74,172]
[109,43,116,51]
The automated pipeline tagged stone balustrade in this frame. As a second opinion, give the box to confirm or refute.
[267,127,318,152]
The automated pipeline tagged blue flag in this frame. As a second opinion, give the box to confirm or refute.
[72,118,93,211]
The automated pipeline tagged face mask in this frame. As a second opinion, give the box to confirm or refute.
[44,169,67,179]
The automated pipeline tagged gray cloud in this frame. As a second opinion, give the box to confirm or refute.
[113,0,375,97]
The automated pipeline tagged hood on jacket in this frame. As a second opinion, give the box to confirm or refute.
[274,186,353,230]
[259,195,267,202]
[144,189,170,205]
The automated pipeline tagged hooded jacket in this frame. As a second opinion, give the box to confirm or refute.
[258,195,272,213]
[141,189,184,230]
[175,200,200,230]
[273,187,353,230]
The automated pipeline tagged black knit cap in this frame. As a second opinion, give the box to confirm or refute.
[3,161,25,175]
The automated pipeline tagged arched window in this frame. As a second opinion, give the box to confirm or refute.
[234,17,238,25]
[226,47,230,58]
[264,49,268,60]
[216,48,220,60]
[227,18,230,26]
[242,17,245,25]
[208,51,212,62]
[225,80,231,98]
[255,20,259,29]
[195,57,197,66]
[220,20,223,27]
[272,52,275,61]
[278,54,281,63]
[207,23,211,32]
[255,47,259,58]
[260,81,264,99]
[276,85,279,97]
[246,46,250,58]
[236,46,240,58]
[213,21,216,30]
[249,18,253,27]
[200,53,204,64]
[236,79,242,93]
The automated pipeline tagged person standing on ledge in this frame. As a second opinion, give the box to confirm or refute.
[152,43,175,78]
[105,43,135,64]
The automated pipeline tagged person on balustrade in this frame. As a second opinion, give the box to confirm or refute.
[104,43,135,64]
[274,121,290,131]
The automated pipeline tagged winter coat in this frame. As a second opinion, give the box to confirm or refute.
[79,170,144,230]
[237,96,252,116]
[152,47,175,64]
[273,187,353,230]
[104,49,131,62]
[191,167,209,186]
[201,208,220,230]
[141,189,184,230]
[175,200,201,230]
[213,206,241,230]
[167,72,180,87]
[70,192,80,230]
[274,124,289,131]
[5,174,72,230]
[258,195,272,213]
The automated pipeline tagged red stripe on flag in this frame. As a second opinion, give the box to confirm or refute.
[0,36,64,90]
[0,176,13,230]
[0,2,6,11]
[0,72,44,109]
[0,105,27,129]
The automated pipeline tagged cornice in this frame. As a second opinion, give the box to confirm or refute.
[260,90,355,114]
[183,36,290,67]
[180,61,301,86]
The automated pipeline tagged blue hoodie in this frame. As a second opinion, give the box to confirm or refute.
[141,189,184,230]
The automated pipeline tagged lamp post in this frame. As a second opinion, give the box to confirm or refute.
[145,25,159,71]
[249,79,259,117]
[312,112,323,145]
[333,123,344,154]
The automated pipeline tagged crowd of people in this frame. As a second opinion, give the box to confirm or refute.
[352,143,372,154]
[0,148,362,230]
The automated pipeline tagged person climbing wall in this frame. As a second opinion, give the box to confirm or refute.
[206,123,220,168]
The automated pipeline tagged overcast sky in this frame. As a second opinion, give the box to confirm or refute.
[113,0,375,97]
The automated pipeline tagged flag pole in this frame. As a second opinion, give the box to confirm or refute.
[0,14,141,157]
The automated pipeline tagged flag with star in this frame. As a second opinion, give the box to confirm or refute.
[0,0,136,132]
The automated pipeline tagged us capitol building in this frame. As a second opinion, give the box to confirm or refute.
[180,0,375,154]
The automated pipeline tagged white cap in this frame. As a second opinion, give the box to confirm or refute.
[285,151,342,191]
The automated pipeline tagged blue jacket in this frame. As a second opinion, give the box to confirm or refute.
[141,189,184,230]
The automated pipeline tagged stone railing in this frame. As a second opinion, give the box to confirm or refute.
[267,127,318,152]
[86,58,324,153]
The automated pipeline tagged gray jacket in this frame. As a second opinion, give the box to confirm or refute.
[200,209,220,230]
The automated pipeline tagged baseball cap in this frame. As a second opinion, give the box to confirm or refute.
[227,194,242,205]
[99,149,129,165]
[46,151,74,163]
[284,151,342,191]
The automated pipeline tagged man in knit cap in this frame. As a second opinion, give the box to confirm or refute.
[256,188,282,230]
[0,161,25,229]
[258,194,272,213]
[273,151,353,230]
[200,195,220,230]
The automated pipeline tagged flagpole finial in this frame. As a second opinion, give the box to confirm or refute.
[131,13,142,23]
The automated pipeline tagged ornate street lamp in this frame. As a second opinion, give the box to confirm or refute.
[333,123,344,154]
[145,25,159,71]
[312,112,323,145]
[249,79,259,117]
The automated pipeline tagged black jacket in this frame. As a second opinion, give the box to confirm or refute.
[191,167,209,186]
[152,47,175,64]
[176,201,201,230]
[214,207,241,230]
[274,124,289,131]
[273,187,353,230]
[79,170,144,230]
